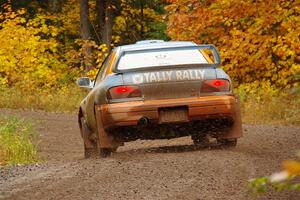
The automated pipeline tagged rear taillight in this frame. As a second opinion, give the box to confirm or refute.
[201,79,230,93]
[107,85,142,100]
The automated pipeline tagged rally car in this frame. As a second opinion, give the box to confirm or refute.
[77,40,242,158]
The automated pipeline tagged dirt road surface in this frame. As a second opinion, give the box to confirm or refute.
[0,109,299,200]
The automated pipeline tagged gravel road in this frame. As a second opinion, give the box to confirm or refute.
[0,109,299,200]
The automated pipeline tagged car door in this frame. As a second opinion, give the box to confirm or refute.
[84,52,115,130]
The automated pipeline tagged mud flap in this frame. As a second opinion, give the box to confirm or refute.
[220,96,242,139]
[80,118,95,149]
[95,106,124,148]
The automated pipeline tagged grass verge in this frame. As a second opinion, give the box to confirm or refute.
[0,84,299,125]
[240,94,300,125]
[0,85,86,113]
[0,117,39,166]
[236,83,300,125]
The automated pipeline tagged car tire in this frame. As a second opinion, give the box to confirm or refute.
[80,117,99,158]
[80,117,117,158]
[85,146,114,158]
[84,144,99,158]
[217,138,237,147]
[99,148,113,157]
[192,134,210,147]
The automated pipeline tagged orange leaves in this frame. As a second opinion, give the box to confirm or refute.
[166,0,300,88]
[283,160,300,176]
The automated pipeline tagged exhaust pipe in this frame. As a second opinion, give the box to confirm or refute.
[138,117,150,126]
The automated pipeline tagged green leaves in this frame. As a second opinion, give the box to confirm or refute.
[249,175,300,196]
[249,177,269,195]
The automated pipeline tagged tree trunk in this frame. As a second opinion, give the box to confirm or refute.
[49,0,62,13]
[140,0,144,40]
[96,0,105,42]
[80,0,93,71]
[96,0,113,52]
[103,0,113,51]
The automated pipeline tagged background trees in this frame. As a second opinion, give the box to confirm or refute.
[0,0,166,86]
[0,0,299,90]
[166,0,300,88]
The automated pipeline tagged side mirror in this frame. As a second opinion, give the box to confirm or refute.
[77,77,94,89]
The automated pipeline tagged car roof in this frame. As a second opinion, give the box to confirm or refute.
[117,40,198,52]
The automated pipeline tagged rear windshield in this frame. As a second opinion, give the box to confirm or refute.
[117,48,210,70]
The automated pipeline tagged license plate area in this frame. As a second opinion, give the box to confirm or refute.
[159,106,188,124]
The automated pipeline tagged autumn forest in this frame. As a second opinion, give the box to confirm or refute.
[0,0,299,124]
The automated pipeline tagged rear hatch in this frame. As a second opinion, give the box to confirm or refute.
[116,45,220,100]
[122,67,217,100]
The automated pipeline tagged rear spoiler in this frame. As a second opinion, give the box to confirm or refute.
[113,45,221,73]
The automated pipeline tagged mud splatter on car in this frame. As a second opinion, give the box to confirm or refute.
[77,40,242,157]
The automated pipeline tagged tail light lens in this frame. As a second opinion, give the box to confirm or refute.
[201,79,230,93]
[107,85,142,100]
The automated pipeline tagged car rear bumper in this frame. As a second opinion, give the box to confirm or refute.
[96,95,239,129]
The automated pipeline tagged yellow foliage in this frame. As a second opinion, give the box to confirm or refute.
[0,2,81,90]
[0,7,61,88]
[283,160,300,176]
